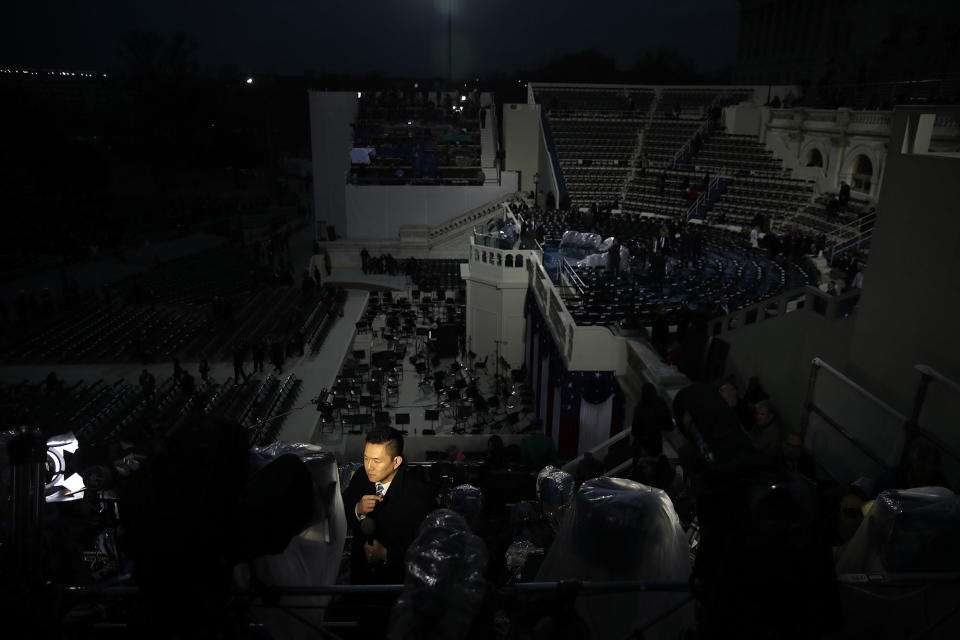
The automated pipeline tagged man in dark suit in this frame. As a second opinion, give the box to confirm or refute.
[342,426,435,585]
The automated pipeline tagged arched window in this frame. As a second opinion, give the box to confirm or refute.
[505,254,514,267]
[496,253,502,266]
[515,255,523,268]
[806,148,823,167]
[482,251,487,263]
[852,154,873,193]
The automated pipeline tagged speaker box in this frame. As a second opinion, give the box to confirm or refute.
[434,323,459,358]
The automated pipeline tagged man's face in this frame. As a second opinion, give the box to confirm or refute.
[364,442,400,484]
[719,385,738,408]
[755,405,773,427]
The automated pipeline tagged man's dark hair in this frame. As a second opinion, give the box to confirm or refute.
[366,426,404,459]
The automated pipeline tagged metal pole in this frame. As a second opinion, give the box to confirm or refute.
[9,428,47,584]
[448,0,452,83]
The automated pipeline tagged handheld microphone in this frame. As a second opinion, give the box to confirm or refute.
[360,516,376,544]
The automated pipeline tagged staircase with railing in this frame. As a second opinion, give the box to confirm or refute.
[684,176,728,222]
[824,210,877,265]
[672,116,718,170]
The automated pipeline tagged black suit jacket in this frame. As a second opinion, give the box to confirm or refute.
[342,463,436,584]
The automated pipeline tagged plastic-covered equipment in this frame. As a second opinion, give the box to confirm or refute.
[559,230,579,248]
[836,486,960,573]
[576,252,606,268]
[447,484,484,531]
[389,509,489,640]
[536,466,576,532]
[238,443,347,640]
[582,232,602,251]
[576,245,630,271]
[598,236,615,252]
[559,231,603,251]
[536,477,692,640]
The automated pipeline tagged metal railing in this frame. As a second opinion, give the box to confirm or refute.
[684,190,707,222]
[799,357,905,473]
[825,210,877,264]
[562,428,632,474]
[428,193,517,242]
[799,358,960,485]
[908,365,960,466]
[559,258,586,295]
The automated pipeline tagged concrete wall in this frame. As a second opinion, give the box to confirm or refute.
[845,107,960,425]
[721,304,856,432]
[502,103,541,194]
[309,91,357,240]
[342,175,518,240]
[723,102,762,136]
[718,106,960,483]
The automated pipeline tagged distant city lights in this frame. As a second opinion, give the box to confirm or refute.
[2,68,104,78]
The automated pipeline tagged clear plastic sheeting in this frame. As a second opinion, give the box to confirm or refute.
[239,443,347,640]
[576,245,630,271]
[505,538,545,582]
[559,231,602,251]
[537,466,576,532]
[390,509,489,640]
[598,236,615,252]
[559,230,578,248]
[44,431,84,503]
[447,484,484,530]
[836,486,960,573]
[339,461,362,492]
[536,477,692,640]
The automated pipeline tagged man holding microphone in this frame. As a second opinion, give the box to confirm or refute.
[342,426,435,585]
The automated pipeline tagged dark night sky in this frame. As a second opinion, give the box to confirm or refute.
[3,1,740,77]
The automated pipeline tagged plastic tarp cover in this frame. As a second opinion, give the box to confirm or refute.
[350,147,376,164]
[238,443,347,640]
[447,484,484,531]
[836,486,960,573]
[536,477,692,640]
[537,466,576,532]
[576,246,629,271]
[598,237,615,252]
[559,230,579,248]
[582,233,602,251]
[559,231,602,251]
[390,509,489,640]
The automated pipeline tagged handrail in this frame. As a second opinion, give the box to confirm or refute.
[914,365,960,395]
[825,211,876,264]
[810,357,906,421]
[829,210,877,240]
[684,190,707,222]
[562,428,632,473]
[559,259,586,295]
[604,457,634,478]
[907,365,960,465]
[799,357,904,474]
[428,192,518,240]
